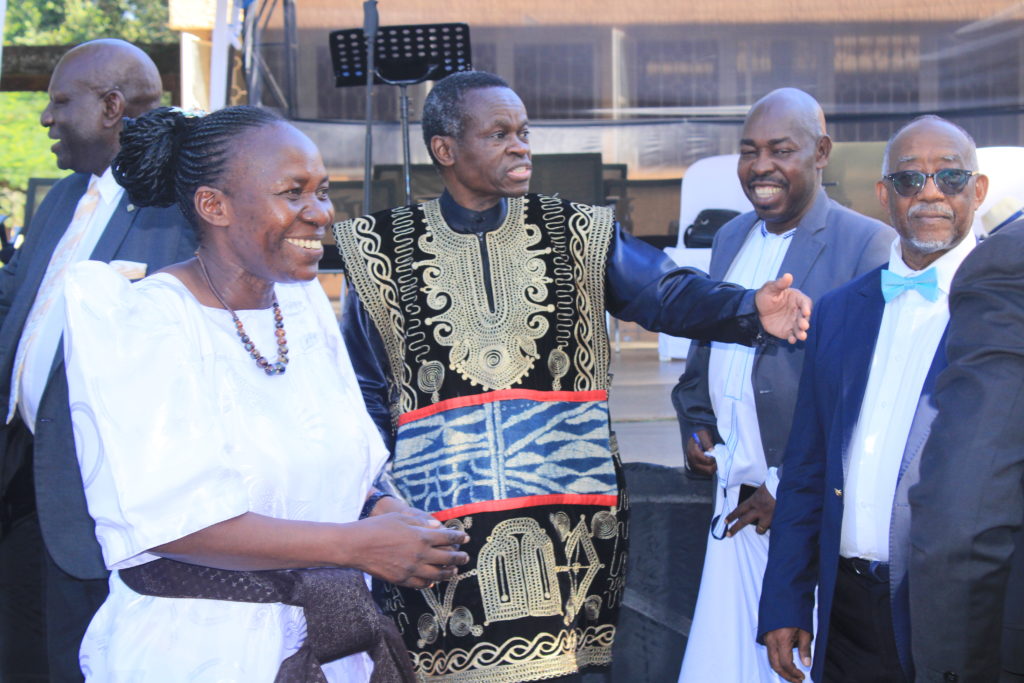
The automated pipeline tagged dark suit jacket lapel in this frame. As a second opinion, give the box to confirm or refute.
[839,268,886,481]
[896,326,949,483]
[45,193,138,382]
[778,188,830,290]
[9,176,90,335]
[89,194,137,263]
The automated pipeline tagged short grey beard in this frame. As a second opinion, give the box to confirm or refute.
[906,235,957,255]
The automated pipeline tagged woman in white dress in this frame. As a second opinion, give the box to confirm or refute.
[62,106,469,682]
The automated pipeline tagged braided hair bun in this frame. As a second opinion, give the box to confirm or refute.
[113,107,197,208]
[113,105,282,226]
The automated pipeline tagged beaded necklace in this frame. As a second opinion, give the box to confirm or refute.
[196,253,289,375]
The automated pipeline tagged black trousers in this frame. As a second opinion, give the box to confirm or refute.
[0,510,47,682]
[1,435,47,683]
[823,558,909,683]
[0,422,107,683]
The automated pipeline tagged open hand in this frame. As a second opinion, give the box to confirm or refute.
[764,627,813,682]
[351,511,470,589]
[724,483,775,536]
[755,273,812,343]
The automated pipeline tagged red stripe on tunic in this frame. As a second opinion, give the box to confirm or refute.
[396,388,608,426]
[432,493,619,521]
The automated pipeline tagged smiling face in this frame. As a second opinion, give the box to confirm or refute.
[432,87,531,211]
[40,53,117,175]
[738,102,830,233]
[876,118,988,270]
[214,122,334,285]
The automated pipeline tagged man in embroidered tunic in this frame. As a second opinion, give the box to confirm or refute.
[334,71,811,683]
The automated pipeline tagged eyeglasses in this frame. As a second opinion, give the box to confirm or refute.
[883,169,976,197]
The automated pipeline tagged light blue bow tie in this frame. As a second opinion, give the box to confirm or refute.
[881,267,940,302]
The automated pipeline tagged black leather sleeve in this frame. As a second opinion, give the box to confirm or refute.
[340,286,395,453]
[605,223,762,345]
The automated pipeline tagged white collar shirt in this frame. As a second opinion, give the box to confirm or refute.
[839,233,976,561]
[14,168,123,432]
[708,222,795,504]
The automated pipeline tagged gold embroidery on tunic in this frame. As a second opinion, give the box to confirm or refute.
[418,569,483,648]
[558,515,604,625]
[413,624,615,682]
[332,208,418,417]
[565,203,614,391]
[418,360,445,403]
[537,195,575,393]
[547,348,569,391]
[478,518,561,625]
[420,197,555,390]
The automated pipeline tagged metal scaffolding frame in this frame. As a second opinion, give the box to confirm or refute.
[241,0,297,118]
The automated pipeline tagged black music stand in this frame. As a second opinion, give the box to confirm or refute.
[329,23,472,205]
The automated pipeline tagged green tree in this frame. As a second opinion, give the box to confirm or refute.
[1,0,175,228]
[0,92,60,228]
[4,0,175,46]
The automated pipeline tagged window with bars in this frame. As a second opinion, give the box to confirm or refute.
[513,43,596,119]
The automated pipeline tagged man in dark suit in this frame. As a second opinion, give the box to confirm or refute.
[674,88,893,681]
[758,115,988,683]
[908,218,1024,683]
[0,39,196,681]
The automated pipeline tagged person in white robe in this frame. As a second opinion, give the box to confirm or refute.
[673,89,893,682]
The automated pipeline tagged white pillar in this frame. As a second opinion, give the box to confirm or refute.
[208,0,231,111]
[0,0,8,75]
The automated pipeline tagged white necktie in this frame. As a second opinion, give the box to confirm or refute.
[8,178,101,423]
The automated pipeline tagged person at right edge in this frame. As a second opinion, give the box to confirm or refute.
[907,177,1024,682]
[758,115,988,683]
[674,88,893,682]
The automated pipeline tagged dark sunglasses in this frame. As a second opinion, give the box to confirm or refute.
[883,169,976,197]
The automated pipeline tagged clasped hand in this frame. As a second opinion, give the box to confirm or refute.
[755,273,812,343]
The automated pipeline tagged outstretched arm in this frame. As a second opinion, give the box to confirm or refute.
[607,225,809,345]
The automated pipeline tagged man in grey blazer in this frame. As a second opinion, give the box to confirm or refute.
[0,40,196,681]
[674,88,893,681]
[908,218,1024,683]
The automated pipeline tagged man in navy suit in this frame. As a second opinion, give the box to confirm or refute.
[0,40,196,681]
[908,218,1024,682]
[758,115,988,683]
[674,88,893,682]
